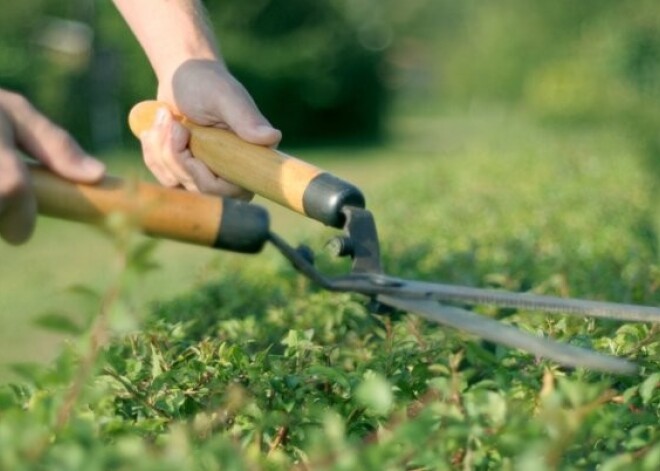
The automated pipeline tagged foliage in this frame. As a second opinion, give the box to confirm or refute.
[204,0,390,144]
[1,113,659,469]
[4,1,660,150]
[425,0,660,173]
[0,0,393,149]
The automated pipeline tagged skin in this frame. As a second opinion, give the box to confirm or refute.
[0,90,105,244]
[0,0,280,244]
[113,0,281,198]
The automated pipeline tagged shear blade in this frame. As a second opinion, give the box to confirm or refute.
[373,278,660,323]
[378,295,638,375]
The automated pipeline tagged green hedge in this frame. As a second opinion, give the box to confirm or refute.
[0,113,658,470]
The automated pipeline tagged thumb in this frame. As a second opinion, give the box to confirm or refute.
[216,86,282,147]
[230,118,282,148]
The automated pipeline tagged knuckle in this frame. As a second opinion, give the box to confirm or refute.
[48,128,77,152]
[143,150,170,178]
[160,176,179,188]
[140,129,157,146]
[143,156,163,179]
[141,130,167,159]
[1,91,30,111]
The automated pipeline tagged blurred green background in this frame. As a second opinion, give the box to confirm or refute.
[1,0,660,373]
[1,0,660,148]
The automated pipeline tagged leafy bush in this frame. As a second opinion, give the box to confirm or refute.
[1,113,658,470]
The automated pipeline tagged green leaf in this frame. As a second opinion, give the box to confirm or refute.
[306,365,351,391]
[33,311,83,335]
[639,373,659,405]
[355,372,393,416]
[9,362,45,384]
[128,239,161,274]
[0,385,18,411]
[643,444,660,470]
[151,343,165,379]
[66,284,101,302]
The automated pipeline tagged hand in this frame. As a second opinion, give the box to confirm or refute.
[0,90,105,244]
[139,60,282,200]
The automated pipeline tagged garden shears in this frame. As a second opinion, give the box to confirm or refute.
[31,101,660,375]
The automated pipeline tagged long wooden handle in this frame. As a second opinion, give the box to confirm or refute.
[31,165,269,253]
[128,100,365,228]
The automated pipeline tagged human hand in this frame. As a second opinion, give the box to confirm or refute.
[139,59,281,200]
[0,90,105,244]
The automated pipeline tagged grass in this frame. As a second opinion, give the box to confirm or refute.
[0,109,658,469]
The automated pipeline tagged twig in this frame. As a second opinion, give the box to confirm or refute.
[55,276,122,431]
[101,366,170,418]
[26,255,127,463]
[268,426,289,457]
[544,389,618,468]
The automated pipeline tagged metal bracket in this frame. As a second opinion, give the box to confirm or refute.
[339,206,383,275]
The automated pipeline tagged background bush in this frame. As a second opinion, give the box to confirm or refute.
[3,1,660,151]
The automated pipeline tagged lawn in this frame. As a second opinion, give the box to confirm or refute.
[0,109,658,469]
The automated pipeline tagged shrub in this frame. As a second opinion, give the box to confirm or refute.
[1,112,658,470]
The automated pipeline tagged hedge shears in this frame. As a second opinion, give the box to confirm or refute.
[30,101,660,375]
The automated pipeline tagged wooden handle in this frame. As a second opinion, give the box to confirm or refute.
[128,100,365,228]
[31,165,269,254]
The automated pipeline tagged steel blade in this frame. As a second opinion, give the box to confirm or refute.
[378,295,638,375]
[268,231,660,323]
[367,278,660,323]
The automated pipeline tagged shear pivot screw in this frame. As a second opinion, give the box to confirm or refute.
[326,236,354,258]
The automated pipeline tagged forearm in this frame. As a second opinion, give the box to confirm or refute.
[113,0,222,84]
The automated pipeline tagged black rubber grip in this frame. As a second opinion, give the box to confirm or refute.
[214,199,270,253]
[302,173,366,228]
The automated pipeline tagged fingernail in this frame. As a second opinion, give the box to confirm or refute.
[256,125,282,145]
[155,108,169,127]
[82,158,105,176]
[256,124,276,135]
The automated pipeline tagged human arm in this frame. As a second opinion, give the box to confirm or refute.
[112,0,281,198]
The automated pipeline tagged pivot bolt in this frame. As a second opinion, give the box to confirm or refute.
[325,236,354,258]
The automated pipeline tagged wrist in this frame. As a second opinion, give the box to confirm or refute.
[155,46,221,87]
[156,59,229,109]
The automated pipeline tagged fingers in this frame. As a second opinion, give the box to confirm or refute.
[0,112,35,244]
[0,90,106,244]
[157,59,282,198]
[170,59,282,147]
[212,75,282,148]
[183,158,253,201]
[140,107,253,199]
[140,107,194,189]
[2,92,105,183]
[0,157,35,245]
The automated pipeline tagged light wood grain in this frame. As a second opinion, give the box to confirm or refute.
[31,165,223,247]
